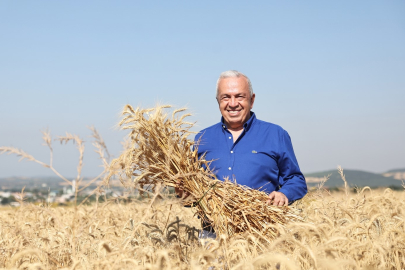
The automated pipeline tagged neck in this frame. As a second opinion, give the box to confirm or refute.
[228,128,244,143]
[226,125,244,132]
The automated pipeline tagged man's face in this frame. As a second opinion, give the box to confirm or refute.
[217,76,255,131]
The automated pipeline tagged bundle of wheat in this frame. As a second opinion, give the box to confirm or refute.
[108,104,302,239]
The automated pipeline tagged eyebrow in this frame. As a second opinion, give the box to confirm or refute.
[220,92,247,97]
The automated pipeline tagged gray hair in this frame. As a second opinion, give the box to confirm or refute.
[216,70,253,98]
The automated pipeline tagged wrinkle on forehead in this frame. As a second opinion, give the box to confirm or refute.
[217,77,250,98]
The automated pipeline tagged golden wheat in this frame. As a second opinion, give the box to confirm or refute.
[0,188,404,269]
[108,104,302,239]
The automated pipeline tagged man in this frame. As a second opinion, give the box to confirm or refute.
[180,70,307,239]
[196,70,307,207]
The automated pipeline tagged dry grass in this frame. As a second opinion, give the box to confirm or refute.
[0,188,404,269]
[108,105,301,239]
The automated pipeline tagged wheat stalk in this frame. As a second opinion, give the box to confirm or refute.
[337,165,349,196]
[0,127,112,208]
[108,104,302,239]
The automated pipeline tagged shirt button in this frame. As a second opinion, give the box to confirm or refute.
[229,137,231,139]
[230,151,233,154]
[228,167,231,170]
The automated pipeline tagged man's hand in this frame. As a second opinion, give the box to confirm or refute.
[175,181,191,199]
[267,191,288,206]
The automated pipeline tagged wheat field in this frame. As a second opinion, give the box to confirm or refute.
[0,186,404,270]
[1,105,404,269]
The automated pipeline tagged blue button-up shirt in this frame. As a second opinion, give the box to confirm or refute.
[195,112,307,202]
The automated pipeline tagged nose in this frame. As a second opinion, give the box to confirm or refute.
[229,96,238,107]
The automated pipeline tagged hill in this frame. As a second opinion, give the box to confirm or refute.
[304,169,402,188]
[385,168,405,173]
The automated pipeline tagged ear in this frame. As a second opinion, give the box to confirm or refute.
[250,93,256,109]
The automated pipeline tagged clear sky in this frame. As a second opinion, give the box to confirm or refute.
[1,1,404,178]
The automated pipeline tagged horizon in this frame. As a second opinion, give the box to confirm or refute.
[1,166,404,179]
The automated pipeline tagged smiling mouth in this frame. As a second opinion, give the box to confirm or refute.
[227,110,241,116]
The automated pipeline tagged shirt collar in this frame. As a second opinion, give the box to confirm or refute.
[221,111,256,132]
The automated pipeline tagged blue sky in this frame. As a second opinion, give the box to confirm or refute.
[1,1,404,178]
